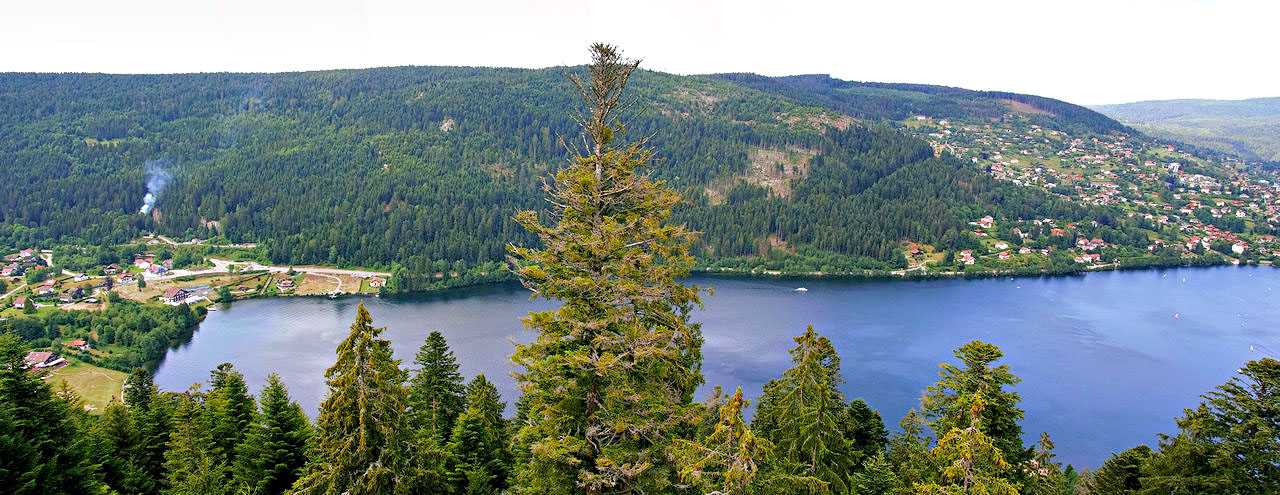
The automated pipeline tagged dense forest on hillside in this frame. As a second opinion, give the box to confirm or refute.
[0,66,1133,283]
[5,45,1276,495]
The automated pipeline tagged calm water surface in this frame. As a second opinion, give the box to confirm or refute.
[154,266,1280,466]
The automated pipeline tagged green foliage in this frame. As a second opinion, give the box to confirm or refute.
[851,452,899,495]
[95,400,152,494]
[406,330,466,443]
[886,409,936,492]
[509,44,705,494]
[446,375,508,495]
[0,335,104,494]
[1089,445,1153,495]
[1026,433,1069,495]
[751,325,857,492]
[205,363,257,472]
[916,393,1020,495]
[1138,358,1280,494]
[291,303,413,495]
[674,387,825,495]
[164,387,227,495]
[0,299,198,371]
[921,341,1026,467]
[232,373,311,495]
[0,46,1130,276]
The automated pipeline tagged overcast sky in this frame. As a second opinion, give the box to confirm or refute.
[2,0,1273,105]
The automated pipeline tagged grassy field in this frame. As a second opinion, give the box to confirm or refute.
[46,361,127,413]
[115,273,243,302]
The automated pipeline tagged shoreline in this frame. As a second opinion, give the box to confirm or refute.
[209,256,1269,303]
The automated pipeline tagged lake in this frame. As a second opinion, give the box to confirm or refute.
[154,265,1280,467]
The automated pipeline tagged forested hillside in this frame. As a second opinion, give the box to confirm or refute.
[0,67,1129,283]
[1092,97,1280,163]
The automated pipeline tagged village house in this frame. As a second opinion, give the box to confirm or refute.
[368,277,387,288]
[23,351,64,369]
[161,287,192,305]
[277,279,295,289]
[12,296,27,309]
[65,339,90,351]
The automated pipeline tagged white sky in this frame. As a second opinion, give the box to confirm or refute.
[2,0,1274,105]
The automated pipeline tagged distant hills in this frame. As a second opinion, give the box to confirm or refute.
[1091,97,1280,163]
[0,67,1129,277]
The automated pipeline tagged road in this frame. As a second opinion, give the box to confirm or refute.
[150,258,390,282]
[1,283,28,301]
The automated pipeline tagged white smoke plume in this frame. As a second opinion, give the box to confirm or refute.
[139,157,173,215]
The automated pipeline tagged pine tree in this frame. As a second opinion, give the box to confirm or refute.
[136,386,176,495]
[921,341,1026,467]
[674,387,824,495]
[850,452,899,495]
[95,400,150,494]
[752,325,855,492]
[206,362,256,469]
[291,302,413,495]
[233,374,311,495]
[508,43,704,494]
[1088,445,1152,494]
[406,331,466,443]
[126,367,157,409]
[886,409,935,492]
[843,398,890,464]
[916,393,1020,495]
[164,386,227,495]
[1026,433,1069,495]
[0,335,103,495]
[446,375,509,495]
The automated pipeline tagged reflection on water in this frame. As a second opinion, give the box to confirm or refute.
[155,266,1280,467]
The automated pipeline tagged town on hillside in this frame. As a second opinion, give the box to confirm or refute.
[895,113,1280,273]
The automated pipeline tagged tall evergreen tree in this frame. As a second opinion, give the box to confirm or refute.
[921,341,1026,467]
[407,331,466,443]
[206,362,256,470]
[844,398,890,464]
[0,335,103,495]
[164,387,226,495]
[233,373,311,495]
[674,387,824,495]
[291,302,414,495]
[446,375,509,495]
[508,43,704,494]
[850,452,899,495]
[126,367,157,409]
[137,387,177,495]
[886,409,936,493]
[916,393,1019,495]
[94,400,150,495]
[751,325,855,492]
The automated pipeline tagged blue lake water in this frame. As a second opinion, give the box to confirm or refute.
[154,265,1280,467]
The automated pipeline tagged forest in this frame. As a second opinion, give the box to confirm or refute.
[0,51,1156,288]
[3,43,1275,495]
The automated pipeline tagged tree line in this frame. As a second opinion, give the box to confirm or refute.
[4,45,1274,495]
[1,41,1155,280]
